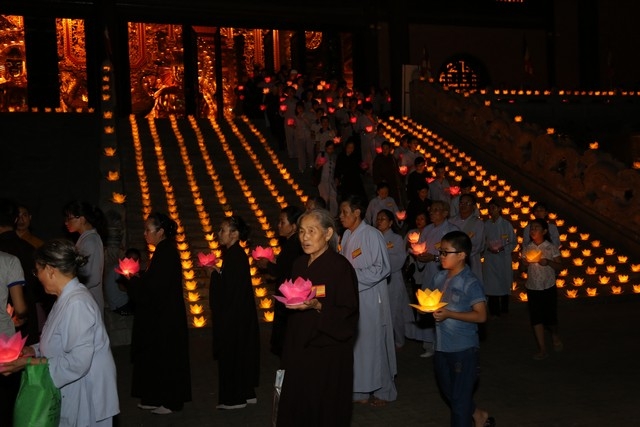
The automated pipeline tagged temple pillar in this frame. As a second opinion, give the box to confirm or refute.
[24,17,59,109]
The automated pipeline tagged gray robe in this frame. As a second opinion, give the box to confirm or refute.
[340,221,397,397]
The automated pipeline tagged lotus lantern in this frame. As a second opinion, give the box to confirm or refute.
[316,156,327,166]
[448,186,461,197]
[407,231,420,244]
[410,241,427,255]
[0,332,27,363]
[197,252,217,267]
[398,165,408,175]
[410,288,447,313]
[524,248,542,263]
[274,277,316,305]
[252,246,276,263]
[396,211,407,221]
[115,257,140,277]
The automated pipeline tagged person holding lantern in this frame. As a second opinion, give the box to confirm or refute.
[375,209,414,349]
[411,199,460,358]
[314,140,339,217]
[256,206,304,358]
[482,198,516,318]
[335,138,368,205]
[1,238,120,426]
[521,218,563,360]
[521,202,561,249]
[121,212,192,414]
[276,208,359,426]
[209,215,260,410]
[0,250,27,426]
[428,161,452,204]
[429,231,494,427]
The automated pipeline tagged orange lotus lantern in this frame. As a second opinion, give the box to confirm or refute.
[407,231,420,244]
[114,257,140,277]
[631,264,640,273]
[184,280,197,291]
[197,252,217,267]
[0,332,27,363]
[104,147,116,156]
[598,275,610,285]
[192,316,207,327]
[410,288,447,313]
[633,285,640,294]
[190,304,203,315]
[111,192,126,204]
[566,289,578,298]
[410,241,427,255]
[617,255,628,263]
[187,292,200,302]
[518,292,528,302]
[611,286,623,295]
[618,274,629,283]
[586,288,598,297]
[523,248,542,263]
[556,279,565,288]
[259,298,273,309]
[264,311,275,322]
[605,248,615,256]
[586,266,597,275]
[572,277,585,286]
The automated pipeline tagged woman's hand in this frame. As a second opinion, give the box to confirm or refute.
[433,308,449,322]
[0,356,30,376]
[287,298,322,312]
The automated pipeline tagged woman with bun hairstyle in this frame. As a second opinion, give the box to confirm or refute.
[120,212,192,414]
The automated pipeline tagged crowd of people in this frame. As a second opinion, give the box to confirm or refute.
[0,71,565,427]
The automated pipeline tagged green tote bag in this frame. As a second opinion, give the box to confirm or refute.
[13,358,61,427]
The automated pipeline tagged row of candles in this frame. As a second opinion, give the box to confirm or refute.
[120,113,313,326]
[381,115,639,299]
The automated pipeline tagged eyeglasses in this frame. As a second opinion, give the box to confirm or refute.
[439,250,463,257]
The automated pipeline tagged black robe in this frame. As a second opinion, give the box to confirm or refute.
[126,238,192,410]
[277,249,359,427]
[335,150,368,204]
[209,242,260,406]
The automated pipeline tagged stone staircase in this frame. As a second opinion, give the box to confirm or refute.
[107,113,315,345]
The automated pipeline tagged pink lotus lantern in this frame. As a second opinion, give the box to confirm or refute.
[328,106,336,114]
[399,165,408,175]
[280,104,287,112]
[274,277,317,305]
[427,177,435,184]
[365,125,374,133]
[197,252,217,267]
[286,118,295,126]
[375,146,382,154]
[251,246,276,263]
[350,116,357,124]
[407,231,420,244]
[396,211,407,221]
[316,156,327,166]
[0,332,27,363]
[333,136,341,144]
[115,257,140,276]
[448,186,461,197]
[410,241,427,255]
[260,104,266,111]
[264,76,271,83]
[326,96,333,104]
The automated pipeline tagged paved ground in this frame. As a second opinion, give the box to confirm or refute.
[111,293,640,427]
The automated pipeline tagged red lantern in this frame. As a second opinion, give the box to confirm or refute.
[350,116,357,124]
[399,166,408,175]
[287,118,295,126]
[326,96,333,104]
[328,106,336,114]
[280,105,287,112]
[365,125,373,133]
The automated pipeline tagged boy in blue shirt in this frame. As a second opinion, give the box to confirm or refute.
[428,231,494,427]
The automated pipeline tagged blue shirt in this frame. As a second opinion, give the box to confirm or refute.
[431,266,486,352]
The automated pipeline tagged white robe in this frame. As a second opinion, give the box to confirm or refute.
[483,216,516,295]
[35,278,119,426]
[340,221,397,397]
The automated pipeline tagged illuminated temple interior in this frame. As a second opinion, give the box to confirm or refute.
[0,15,348,116]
